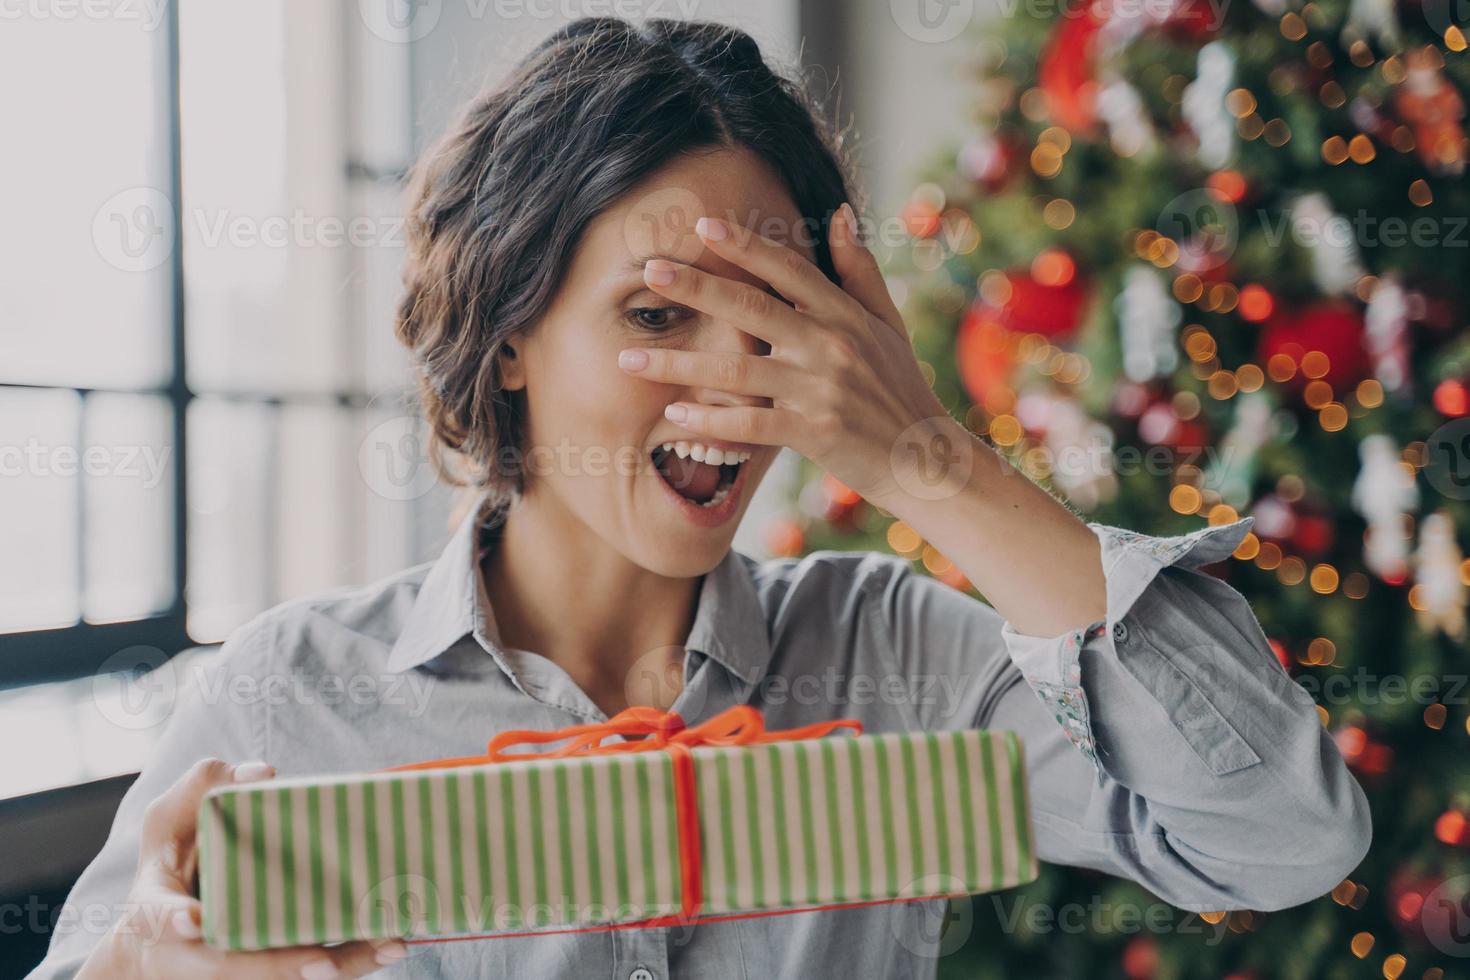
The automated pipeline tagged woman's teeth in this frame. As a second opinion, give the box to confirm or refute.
[658,441,753,466]
[653,440,748,508]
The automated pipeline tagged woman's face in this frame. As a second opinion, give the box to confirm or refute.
[499,145,816,578]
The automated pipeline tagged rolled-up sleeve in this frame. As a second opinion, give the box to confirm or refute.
[26,618,268,980]
[988,515,1373,912]
[873,515,1373,915]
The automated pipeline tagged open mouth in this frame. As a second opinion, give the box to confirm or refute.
[651,442,748,509]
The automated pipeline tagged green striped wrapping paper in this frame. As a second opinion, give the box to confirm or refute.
[196,728,1036,951]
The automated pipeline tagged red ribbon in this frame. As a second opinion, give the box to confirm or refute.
[379,705,862,933]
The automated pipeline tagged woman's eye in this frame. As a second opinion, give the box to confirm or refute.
[626,306,687,331]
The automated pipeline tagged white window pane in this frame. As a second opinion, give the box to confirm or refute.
[83,393,175,623]
[0,684,85,797]
[0,388,80,631]
[352,179,413,393]
[179,0,351,395]
[0,15,170,388]
[186,398,271,642]
[275,403,355,598]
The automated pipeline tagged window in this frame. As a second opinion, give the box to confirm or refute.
[1,1,453,692]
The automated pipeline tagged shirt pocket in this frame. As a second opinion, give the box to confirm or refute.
[1115,624,1263,777]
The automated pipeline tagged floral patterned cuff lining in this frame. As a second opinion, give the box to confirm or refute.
[1000,517,1255,776]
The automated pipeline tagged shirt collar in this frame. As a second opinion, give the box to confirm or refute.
[385,488,774,686]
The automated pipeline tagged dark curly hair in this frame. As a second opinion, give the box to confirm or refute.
[394,16,860,510]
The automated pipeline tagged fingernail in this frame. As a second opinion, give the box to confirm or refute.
[696,217,728,241]
[664,404,688,422]
[839,202,858,241]
[619,349,649,371]
[233,761,275,782]
[644,259,678,286]
[172,908,200,939]
[375,941,410,964]
[300,957,339,979]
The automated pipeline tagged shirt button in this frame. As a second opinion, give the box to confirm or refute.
[1112,620,1130,644]
[630,969,656,980]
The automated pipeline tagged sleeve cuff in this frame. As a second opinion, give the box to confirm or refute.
[998,517,1255,772]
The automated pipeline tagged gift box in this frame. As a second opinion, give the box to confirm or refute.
[196,707,1038,951]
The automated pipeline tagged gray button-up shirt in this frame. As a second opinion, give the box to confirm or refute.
[30,489,1372,979]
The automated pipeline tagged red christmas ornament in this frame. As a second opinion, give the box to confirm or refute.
[1291,512,1335,558]
[1268,638,1292,673]
[1435,809,1470,847]
[1250,493,1335,558]
[994,268,1089,340]
[1159,0,1222,39]
[1039,1,1106,135]
[1387,866,1463,947]
[1121,935,1158,980]
[1257,301,1370,389]
[901,198,942,239]
[956,304,1017,404]
[1433,378,1470,417]
[1335,724,1394,777]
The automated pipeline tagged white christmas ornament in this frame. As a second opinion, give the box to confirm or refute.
[1183,42,1237,169]
[1353,434,1418,581]
[1097,75,1157,158]
[1289,192,1367,296]
[1341,0,1402,53]
[1365,273,1412,396]
[1413,511,1466,640]
[1118,266,1182,382]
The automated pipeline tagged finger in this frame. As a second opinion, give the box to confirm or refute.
[140,758,275,876]
[664,402,803,449]
[642,259,803,348]
[830,202,907,335]
[242,937,412,978]
[693,216,862,321]
[617,347,799,397]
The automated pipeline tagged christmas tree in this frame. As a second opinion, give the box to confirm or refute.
[770,0,1470,976]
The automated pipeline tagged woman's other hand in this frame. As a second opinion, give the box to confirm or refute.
[78,757,410,980]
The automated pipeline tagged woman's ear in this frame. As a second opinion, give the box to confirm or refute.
[497,340,527,391]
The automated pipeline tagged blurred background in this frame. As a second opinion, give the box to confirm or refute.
[3,0,1469,977]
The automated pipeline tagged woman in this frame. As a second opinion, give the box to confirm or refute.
[41,17,1370,980]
